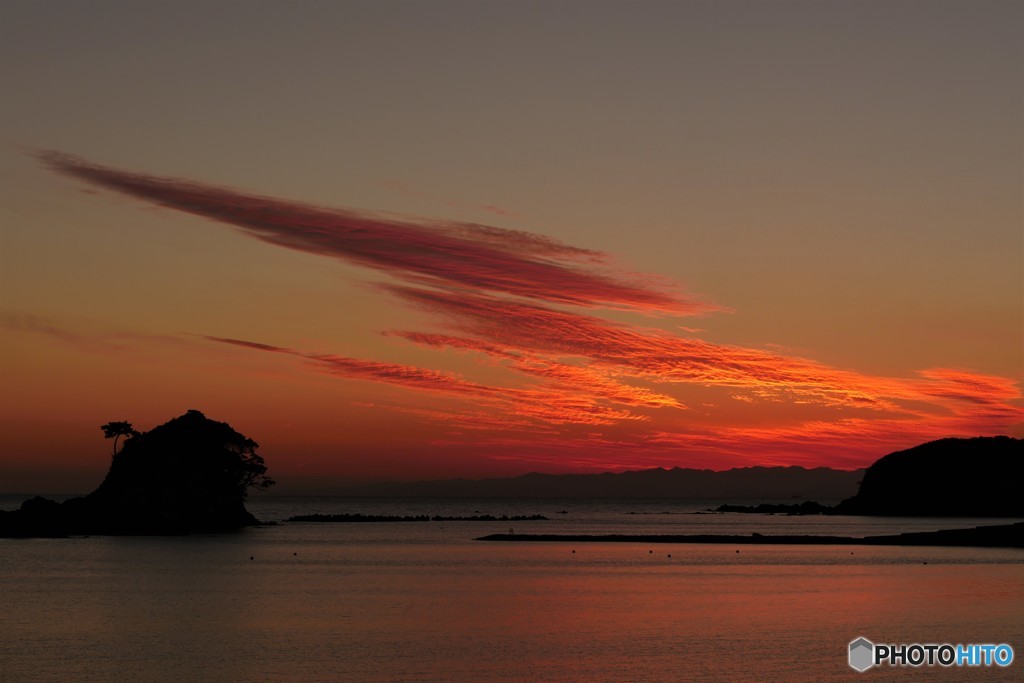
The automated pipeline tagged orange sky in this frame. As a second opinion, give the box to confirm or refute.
[1,1,1021,492]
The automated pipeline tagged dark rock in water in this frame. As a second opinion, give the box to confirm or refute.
[286,513,548,523]
[1,496,67,538]
[835,436,1022,517]
[0,410,273,537]
[715,500,833,515]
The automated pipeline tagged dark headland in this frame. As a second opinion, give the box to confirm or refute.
[715,436,1023,517]
[0,410,273,537]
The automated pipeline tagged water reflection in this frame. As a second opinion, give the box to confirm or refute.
[1,515,1021,681]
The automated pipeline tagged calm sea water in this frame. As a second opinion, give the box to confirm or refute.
[2,496,1021,681]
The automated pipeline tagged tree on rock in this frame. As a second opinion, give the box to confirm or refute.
[207,413,276,496]
[88,409,275,532]
[101,409,275,499]
[3,409,275,536]
[101,421,138,457]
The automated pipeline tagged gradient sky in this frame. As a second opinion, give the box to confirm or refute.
[1,0,1021,493]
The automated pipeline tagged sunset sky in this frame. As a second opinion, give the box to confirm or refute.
[1,1,1021,493]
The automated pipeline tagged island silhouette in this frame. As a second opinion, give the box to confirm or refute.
[715,436,1022,517]
[0,410,273,537]
[837,435,1021,516]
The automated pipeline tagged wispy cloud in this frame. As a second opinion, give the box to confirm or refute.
[380,285,1023,434]
[1,311,185,351]
[385,331,685,409]
[383,286,901,409]
[38,151,710,314]
[206,335,493,396]
[205,335,654,426]
[34,151,1022,471]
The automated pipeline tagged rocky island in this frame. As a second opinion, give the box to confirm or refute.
[0,410,273,537]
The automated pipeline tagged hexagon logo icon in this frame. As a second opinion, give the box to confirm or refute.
[849,637,875,672]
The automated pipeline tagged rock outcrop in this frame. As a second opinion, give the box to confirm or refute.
[0,410,273,536]
[835,436,1022,516]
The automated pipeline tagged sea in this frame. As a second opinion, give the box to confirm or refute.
[1,494,1021,682]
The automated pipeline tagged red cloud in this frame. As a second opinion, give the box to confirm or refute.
[383,285,1023,428]
[385,331,684,409]
[39,151,711,314]
[204,336,656,426]
[383,286,885,405]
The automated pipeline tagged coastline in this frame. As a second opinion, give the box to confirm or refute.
[476,521,1024,548]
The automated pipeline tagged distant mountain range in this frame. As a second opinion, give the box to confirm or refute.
[338,465,865,499]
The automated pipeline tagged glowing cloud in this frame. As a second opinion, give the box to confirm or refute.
[204,336,655,426]
[384,285,1023,424]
